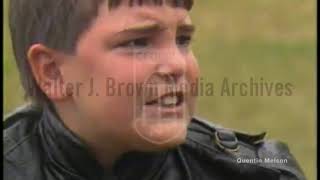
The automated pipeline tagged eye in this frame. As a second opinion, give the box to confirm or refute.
[117,38,149,49]
[176,35,192,47]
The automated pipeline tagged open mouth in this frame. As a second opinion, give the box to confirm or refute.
[144,91,184,108]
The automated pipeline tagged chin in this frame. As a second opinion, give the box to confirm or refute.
[139,131,187,152]
[133,117,190,151]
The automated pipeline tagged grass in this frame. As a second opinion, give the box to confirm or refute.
[3,0,316,179]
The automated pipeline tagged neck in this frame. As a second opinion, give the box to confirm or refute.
[53,102,128,170]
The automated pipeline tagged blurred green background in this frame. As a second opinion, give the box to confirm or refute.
[3,0,316,179]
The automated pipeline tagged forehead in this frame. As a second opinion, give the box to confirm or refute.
[94,1,192,30]
[74,0,193,50]
[107,0,193,10]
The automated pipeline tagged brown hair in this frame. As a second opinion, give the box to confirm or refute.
[9,0,193,107]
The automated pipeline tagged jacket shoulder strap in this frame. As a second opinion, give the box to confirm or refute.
[187,117,306,180]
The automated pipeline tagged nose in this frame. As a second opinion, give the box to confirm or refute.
[156,47,186,82]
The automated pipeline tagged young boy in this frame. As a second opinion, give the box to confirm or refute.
[4,0,305,179]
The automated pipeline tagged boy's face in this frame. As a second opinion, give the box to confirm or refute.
[60,3,199,151]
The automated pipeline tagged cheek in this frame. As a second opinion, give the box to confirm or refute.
[186,54,200,83]
[75,55,155,123]
[185,55,199,111]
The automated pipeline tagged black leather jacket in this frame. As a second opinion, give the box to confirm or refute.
[3,105,305,180]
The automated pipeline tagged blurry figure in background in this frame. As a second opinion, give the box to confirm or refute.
[3,0,305,179]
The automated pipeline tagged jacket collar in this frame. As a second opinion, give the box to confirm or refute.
[38,104,168,179]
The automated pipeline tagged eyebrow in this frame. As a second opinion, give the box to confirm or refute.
[117,23,195,35]
[177,24,196,34]
[118,23,165,35]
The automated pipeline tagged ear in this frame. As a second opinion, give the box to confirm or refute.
[27,44,71,101]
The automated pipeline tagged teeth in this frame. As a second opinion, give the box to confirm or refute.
[161,96,178,106]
